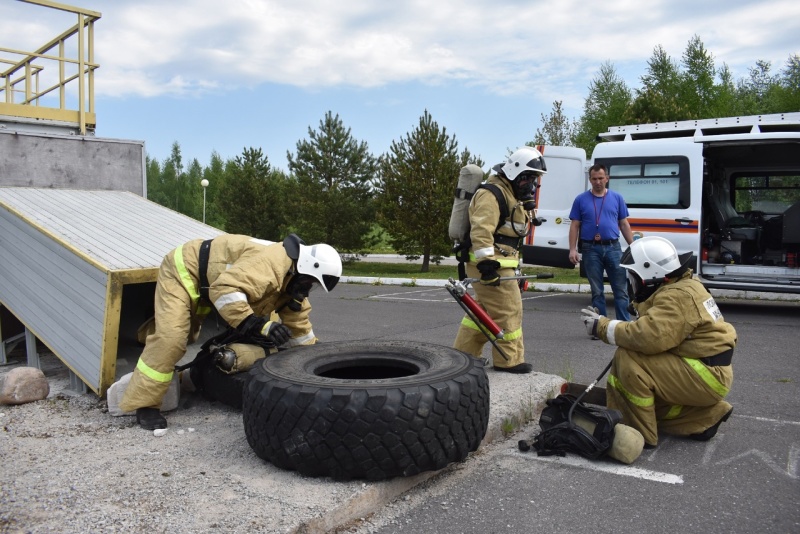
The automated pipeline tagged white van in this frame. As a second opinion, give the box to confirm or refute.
[523,113,800,295]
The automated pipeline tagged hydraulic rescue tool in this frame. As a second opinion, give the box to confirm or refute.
[444,273,554,361]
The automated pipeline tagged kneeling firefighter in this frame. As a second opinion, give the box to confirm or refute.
[580,236,736,448]
[453,146,546,374]
[119,234,342,430]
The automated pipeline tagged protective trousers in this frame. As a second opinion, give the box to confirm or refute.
[119,248,205,412]
[453,264,525,368]
[606,347,733,447]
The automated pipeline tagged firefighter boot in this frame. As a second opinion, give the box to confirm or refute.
[495,362,533,374]
[688,405,733,441]
[136,407,167,430]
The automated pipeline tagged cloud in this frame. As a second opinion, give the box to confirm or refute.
[2,0,798,102]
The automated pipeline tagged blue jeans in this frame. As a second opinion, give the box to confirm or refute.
[581,241,631,321]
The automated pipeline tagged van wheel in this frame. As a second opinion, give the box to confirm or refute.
[242,340,490,481]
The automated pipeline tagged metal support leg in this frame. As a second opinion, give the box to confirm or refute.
[1,332,25,366]
[67,371,88,395]
[25,328,40,369]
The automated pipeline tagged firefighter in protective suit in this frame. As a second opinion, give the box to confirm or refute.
[120,234,342,430]
[453,146,546,373]
[580,236,736,448]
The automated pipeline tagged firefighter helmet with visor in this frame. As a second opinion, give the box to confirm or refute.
[492,146,547,182]
[296,243,342,292]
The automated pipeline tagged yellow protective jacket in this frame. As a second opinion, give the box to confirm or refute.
[468,174,531,269]
[595,271,737,358]
[180,235,315,345]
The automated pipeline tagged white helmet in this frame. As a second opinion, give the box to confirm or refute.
[492,146,547,182]
[297,243,342,292]
[620,237,692,300]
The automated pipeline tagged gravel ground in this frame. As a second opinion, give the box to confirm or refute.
[0,352,366,534]
[1,344,562,534]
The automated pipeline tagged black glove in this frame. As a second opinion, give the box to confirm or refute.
[476,260,501,286]
[262,321,292,346]
[237,315,292,346]
[532,217,546,227]
[237,314,267,338]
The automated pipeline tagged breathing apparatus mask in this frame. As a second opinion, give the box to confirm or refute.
[513,172,541,211]
[285,274,318,312]
[626,270,661,303]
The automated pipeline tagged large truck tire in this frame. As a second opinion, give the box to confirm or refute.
[242,340,490,481]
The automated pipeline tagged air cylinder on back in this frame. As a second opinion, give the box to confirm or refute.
[448,164,485,242]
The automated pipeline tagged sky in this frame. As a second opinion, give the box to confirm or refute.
[2,0,799,173]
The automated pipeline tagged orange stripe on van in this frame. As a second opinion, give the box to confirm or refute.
[628,218,698,233]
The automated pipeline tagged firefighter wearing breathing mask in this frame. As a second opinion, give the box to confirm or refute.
[453,146,546,374]
[580,236,736,448]
[120,233,342,430]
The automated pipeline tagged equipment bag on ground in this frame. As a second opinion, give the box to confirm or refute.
[522,394,622,460]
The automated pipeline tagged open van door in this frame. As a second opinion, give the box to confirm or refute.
[522,145,587,268]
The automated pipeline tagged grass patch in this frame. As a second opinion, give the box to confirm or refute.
[500,393,540,437]
[342,262,582,284]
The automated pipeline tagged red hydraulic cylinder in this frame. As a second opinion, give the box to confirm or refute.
[460,291,505,339]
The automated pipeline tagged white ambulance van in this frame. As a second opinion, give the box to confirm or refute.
[523,113,800,295]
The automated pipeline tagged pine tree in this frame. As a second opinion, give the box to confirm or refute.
[286,111,378,253]
[532,101,577,146]
[624,45,687,124]
[680,35,717,118]
[217,147,290,240]
[376,110,479,272]
[573,61,632,156]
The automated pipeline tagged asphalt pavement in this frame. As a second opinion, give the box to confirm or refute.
[324,284,800,534]
[12,259,798,533]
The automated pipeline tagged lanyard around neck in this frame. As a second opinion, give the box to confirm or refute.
[592,191,607,228]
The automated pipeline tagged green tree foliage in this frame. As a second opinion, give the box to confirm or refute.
[199,151,227,229]
[217,147,290,240]
[286,111,378,253]
[575,37,798,147]
[376,110,479,272]
[679,35,717,118]
[184,159,204,220]
[734,60,776,114]
[573,61,632,155]
[145,142,204,221]
[145,156,164,205]
[771,54,800,111]
[713,64,738,117]
[532,100,577,146]
[624,45,688,123]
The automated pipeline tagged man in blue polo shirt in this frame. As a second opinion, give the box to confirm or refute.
[568,164,634,326]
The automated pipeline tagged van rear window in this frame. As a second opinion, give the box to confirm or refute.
[733,174,800,214]
[599,157,690,209]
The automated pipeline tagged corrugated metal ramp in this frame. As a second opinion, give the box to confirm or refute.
[0,187,223,395]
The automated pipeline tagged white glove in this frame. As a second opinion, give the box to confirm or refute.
[580,307,602,337]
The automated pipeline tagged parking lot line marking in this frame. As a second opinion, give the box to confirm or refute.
[369,289,453,302]
[370,289,564,303]
[733,414,800,426]
[521,293,562,301]
[518,452,684,484]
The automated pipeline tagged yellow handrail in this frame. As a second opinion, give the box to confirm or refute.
[0,0,101,135]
